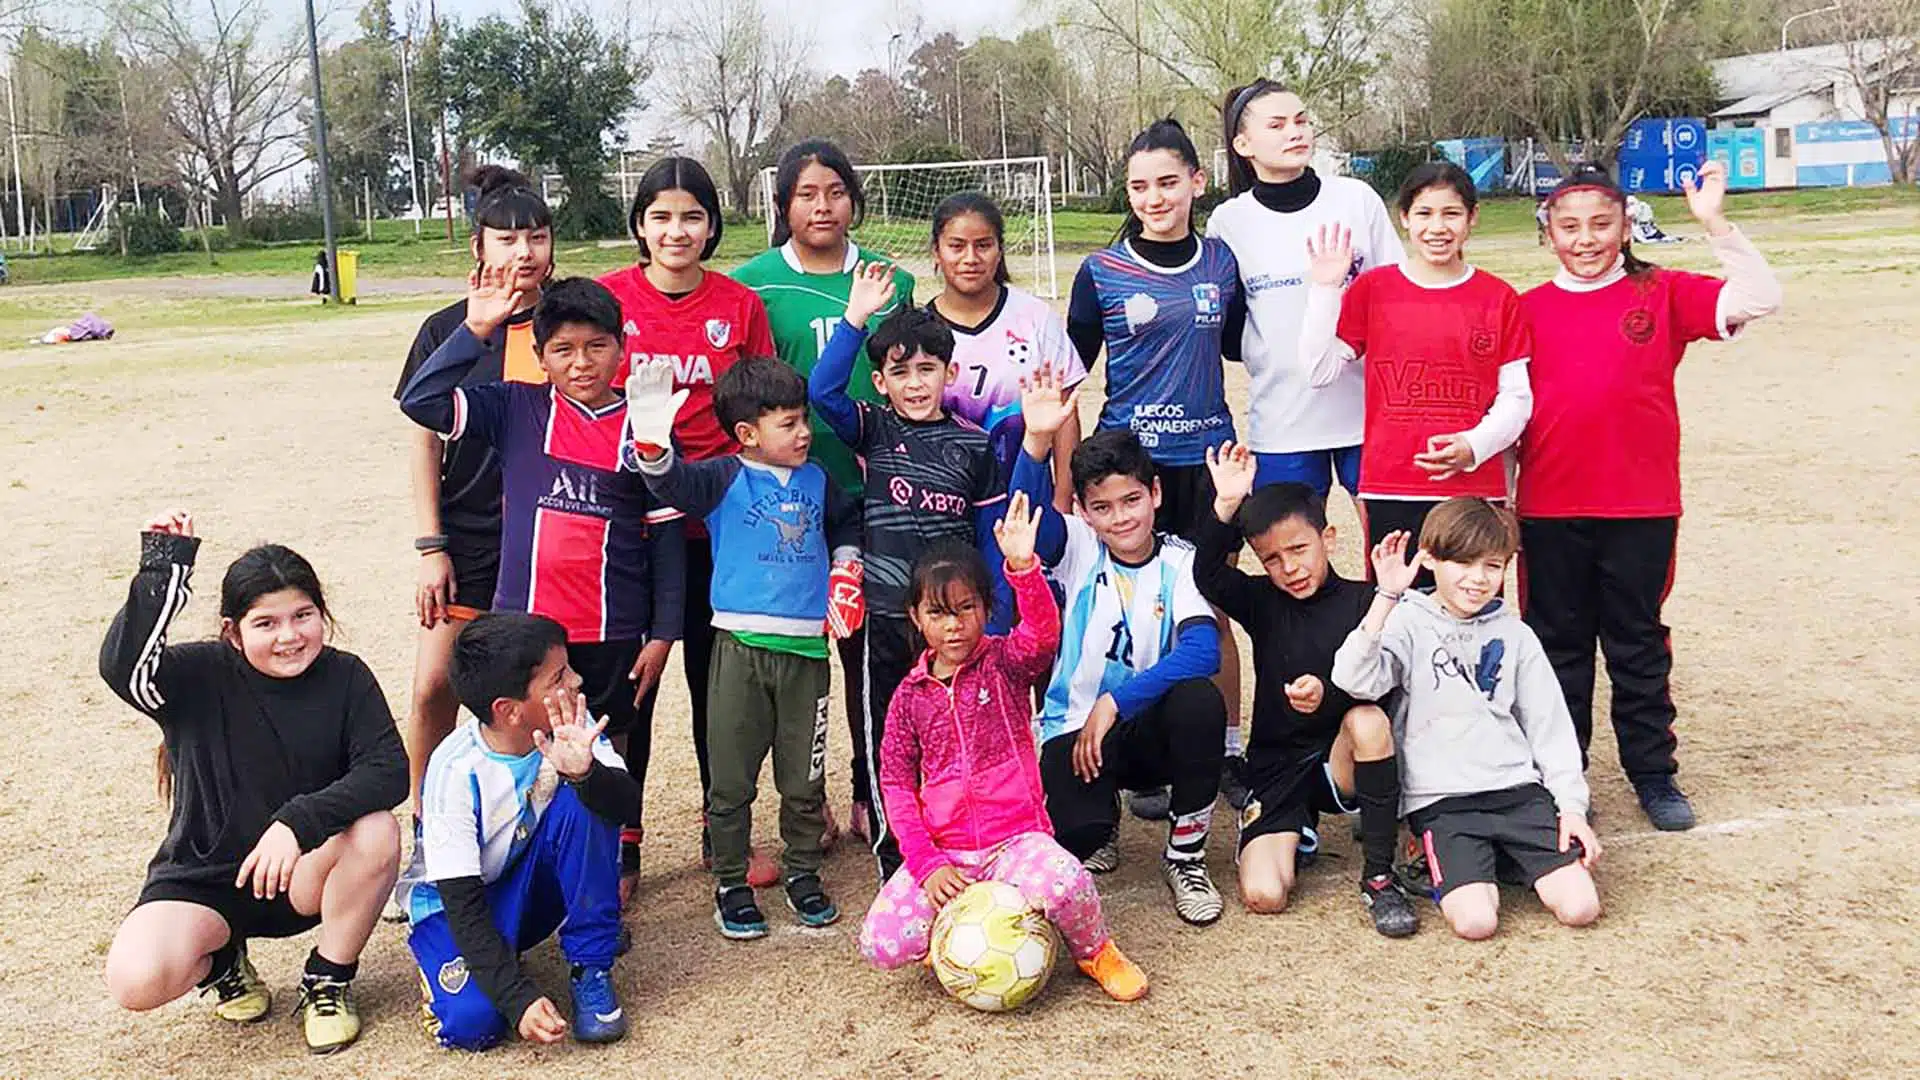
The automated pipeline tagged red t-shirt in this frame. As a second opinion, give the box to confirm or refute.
[1337,265,1529,499]
[598,266,776,461]
[1516,269,1727,518]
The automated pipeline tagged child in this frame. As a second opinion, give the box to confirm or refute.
[626,356,863,940]
[1331,500,1603,941]
[399,613,634,1049]
[1012,379,1230,926]
[399,273,686,895]
[597,155,780,886]
[1066,118,1246,811]
[1298,161,1533,584]
[100,511,406,1055]
[925,191,1084,513]
[393,165,553,819]
[859,496,1148,1002]
[734,138,916,844]
[1521,161,1781,831]
[1205,79,1402,501]
[1194,444,1415,937]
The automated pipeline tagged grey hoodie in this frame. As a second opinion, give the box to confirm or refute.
[1332,591,1589,819]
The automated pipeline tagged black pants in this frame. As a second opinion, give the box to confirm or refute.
[1518,516,1679,779]
[569,638,658,821]
[682,534,719,796]
[839,630,867,804]
[1039,678,1227,860]
[859,615,919,880]
[1362,498,1440,591]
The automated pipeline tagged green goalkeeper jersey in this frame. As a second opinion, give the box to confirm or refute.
[732,241,916,496]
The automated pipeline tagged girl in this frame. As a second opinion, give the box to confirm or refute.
[1066,118,1244,812]
[597,156,780,888]
[926,191,1083,514]
[858,494,1147,1002]
[1298,161,1533,588]
[1518,161,1780,832]
[1205,80,1402,500]
[735,139,916,846]
[100,511,407,1055]
[393,165,551,824]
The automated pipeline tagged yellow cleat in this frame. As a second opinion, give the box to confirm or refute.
[295,977,361,1055]
[203,948,272,1023]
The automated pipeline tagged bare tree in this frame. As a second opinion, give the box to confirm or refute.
[115,0,307,224]
[664,0,811,214]
[1823,0,1920,182]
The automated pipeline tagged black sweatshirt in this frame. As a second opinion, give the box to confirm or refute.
[98,532,408,892]
[1192,512,1376,770]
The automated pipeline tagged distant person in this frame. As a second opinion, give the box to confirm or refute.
[99,511,406,1055]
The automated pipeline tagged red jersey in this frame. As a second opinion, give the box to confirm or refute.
[598,267,776,461]
[1337,265,1528,499]
[1516,268,1727,518]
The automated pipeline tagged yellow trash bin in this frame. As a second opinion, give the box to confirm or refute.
[336,249,360,305]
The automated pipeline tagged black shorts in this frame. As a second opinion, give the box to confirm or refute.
[443,529,501,616]
[1153,463,1217,542]
[1237,750,1356,852]
[1407,783,1581,899]
[137,878,319,941]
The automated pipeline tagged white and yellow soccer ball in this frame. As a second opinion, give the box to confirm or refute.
[928,881,1059,1012]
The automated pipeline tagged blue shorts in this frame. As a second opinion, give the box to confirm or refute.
[1254,446,1362,499]
[408,785,622,1051]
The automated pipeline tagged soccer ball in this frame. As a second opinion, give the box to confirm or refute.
[928,881,1058,1012]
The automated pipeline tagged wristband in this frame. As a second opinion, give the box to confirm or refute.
[1376,588,1404,603]
[415,534,449,553]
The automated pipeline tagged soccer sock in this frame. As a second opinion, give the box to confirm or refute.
[1354,756,1401,881]
[1223,723,1244,758]
[1165,805,1213,862]
[304,948,358,985]
[198,941,241,988]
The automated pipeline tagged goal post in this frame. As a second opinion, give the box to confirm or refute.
[760,155,1058,298]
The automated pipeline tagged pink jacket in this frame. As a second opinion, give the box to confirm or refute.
[878,561,1060,883]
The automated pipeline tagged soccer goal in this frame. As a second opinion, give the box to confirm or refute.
[760,156,1058,298]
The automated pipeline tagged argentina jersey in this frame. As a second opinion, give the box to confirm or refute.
[1039,516,1216,741]
[1077,237,1240,466]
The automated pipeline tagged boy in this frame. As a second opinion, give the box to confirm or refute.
[400,272,685,892]
[399,613,634,1049]
[1195,442,1416,937]
[807,262,1012,881]
[1332,499,1603,940]
[625,355,862,939]
[1014,379,1229,926]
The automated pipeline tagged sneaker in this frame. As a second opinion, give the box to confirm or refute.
[1362,875,1419,938]
[849,801,874,845]
[381,889,408,924]
[1220,755,1252,811]
[1393,832,1432,900]
[294,977,360,1054]
[1127,787,1171,822]
[714,885,769,940]
[1160,857,1223,926]
[785,873,840,928]
[1081,840,1120,874]
[569,966,628,1044]
[203,946,271,1023]
[1076,940,1149,1002]
[1633,776,1696,832]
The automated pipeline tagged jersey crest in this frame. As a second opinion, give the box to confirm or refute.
[705,318,732,349]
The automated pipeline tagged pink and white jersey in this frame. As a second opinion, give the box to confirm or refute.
[934,286,1086,430]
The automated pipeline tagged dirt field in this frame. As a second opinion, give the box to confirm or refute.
[1,205,1916,1079]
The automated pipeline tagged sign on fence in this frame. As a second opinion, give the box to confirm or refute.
[1619,118,1708,193]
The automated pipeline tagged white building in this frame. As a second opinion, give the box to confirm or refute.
[1710,41,1919,188]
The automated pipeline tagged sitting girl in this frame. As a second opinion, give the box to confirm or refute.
[857,493,1146,1002]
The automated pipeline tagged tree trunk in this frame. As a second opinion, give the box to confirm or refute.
[218,183,244,229]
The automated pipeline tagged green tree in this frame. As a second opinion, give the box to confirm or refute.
[318,0,406,212]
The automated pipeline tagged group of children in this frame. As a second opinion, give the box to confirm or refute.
[95,83,1782,1054]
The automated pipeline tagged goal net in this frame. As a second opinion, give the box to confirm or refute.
[760,156,1058,298]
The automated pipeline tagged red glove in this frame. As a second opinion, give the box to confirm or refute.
[827,559,865,640]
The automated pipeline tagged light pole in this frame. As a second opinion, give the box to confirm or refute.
[303,0,341,302]
[398,32,422,234]
[1781,4,1840,50]
[3,67,25,251]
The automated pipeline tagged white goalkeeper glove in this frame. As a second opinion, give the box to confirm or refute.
[624,357,688,455]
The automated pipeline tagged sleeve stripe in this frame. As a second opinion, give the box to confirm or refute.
[450,387,468,440]
[129,562,192,712]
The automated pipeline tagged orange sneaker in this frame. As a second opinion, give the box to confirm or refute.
[746,846,780,888]
[1077,940,1148,1002]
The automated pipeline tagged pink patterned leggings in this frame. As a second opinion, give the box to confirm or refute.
[858,831,1110,968]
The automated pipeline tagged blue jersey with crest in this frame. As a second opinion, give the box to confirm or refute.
[1069,237,1240,466]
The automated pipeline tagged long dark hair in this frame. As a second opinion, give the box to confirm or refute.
[1119,119,1203,241]
[1396,161,1479,216]
[1221,79,1293,197]
[1544,166,1658,277]
[770,139,866,248]
[628,155,724,261]
[468,165,552,246]
[930,192,1009,286]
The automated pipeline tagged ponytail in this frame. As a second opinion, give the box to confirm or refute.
[1119,118,1203,241]
[1221,79,1290,197]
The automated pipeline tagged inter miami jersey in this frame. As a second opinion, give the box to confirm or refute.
[451,383,681,643]
[1069,238,1240,465]
[845,406,1004,619]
